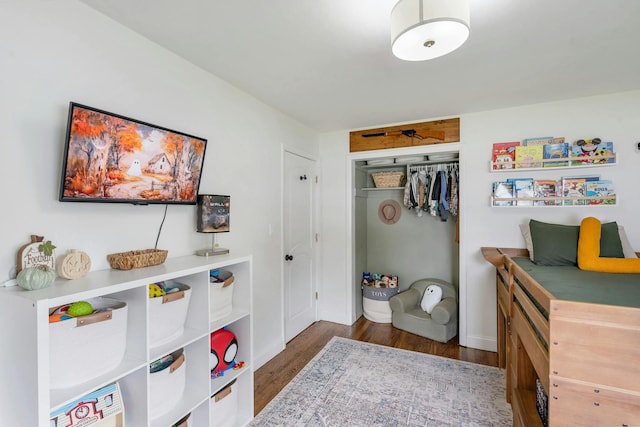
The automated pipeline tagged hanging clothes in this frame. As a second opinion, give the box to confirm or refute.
[404,161,459,221]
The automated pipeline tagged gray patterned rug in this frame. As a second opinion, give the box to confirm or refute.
[251,336,512,427]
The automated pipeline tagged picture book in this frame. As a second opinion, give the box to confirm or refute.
[523,136,554,146]
[511,178,534,206]
[492,181,514,206]
[553,137,565,144]
[586,180,616,205]
[533,179,558,206]
[542,142,569,167]
[515,145,543,168]
[562,177,586,205]
[492,141,520,170]
[594,141,615,164]
[570,139,613,165]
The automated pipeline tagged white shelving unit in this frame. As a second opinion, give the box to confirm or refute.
[0,253,253,427]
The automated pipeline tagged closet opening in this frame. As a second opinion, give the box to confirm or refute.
[347,145,464,343]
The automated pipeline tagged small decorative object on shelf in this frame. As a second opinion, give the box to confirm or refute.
[16,265,56,291]
[58,249,91,279]
[196,194,230,256]
[107,248,168,270]
[17,234,56,273]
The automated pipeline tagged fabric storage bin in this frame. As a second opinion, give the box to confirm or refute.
[150,348,186,420]
[362,284,399,323]
[210,269,234,322]
[149,282,192,348]
[50,382,125,427]
[49,297,127,389]
[210,380,237,427]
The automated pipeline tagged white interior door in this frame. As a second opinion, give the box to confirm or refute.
[284,151,316,342]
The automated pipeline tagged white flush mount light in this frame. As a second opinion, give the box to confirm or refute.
[391,0,470,61]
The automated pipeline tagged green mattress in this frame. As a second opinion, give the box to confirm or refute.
[512,257,640,310]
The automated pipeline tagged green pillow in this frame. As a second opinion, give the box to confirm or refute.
[530,220,579,266]
[600,221,625,258]
[530,219,624,266]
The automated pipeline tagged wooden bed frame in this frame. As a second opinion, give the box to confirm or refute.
[482,247,640,427]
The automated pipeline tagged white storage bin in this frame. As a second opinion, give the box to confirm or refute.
[149,282,192,348]
[362,297,393,323]
[210,380,237,427]
[210,271,234,322]
[150,348,186,420]
[50,382,125,427]
[49,297,127,389]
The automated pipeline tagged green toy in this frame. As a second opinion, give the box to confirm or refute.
[68,301,93,317]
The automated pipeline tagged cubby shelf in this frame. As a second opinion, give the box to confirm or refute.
[0,253,253,427]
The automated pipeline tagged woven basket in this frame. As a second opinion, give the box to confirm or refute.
[372,171,405,188]
[107,249,168,270]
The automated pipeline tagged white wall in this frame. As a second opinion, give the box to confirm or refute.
[0,0,318,368]
[319,90,640,351]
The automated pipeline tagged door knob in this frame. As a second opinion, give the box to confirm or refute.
[285,254,294,261]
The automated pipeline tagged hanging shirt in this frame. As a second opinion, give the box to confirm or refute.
[439,170,449,221]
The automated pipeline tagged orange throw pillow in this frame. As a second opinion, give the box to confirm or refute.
[578,217,640,273]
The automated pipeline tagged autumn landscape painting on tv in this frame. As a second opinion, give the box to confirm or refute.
[59,103,207,205]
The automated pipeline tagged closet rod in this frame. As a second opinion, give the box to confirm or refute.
[408,161,458,173]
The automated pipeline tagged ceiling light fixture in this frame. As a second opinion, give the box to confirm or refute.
[391,0,470,61]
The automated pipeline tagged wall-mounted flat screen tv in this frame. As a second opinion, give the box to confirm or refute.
[59,102,207,205]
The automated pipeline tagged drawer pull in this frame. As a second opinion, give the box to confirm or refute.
[594,389,600,393]
[552,396,558,400]
[553,370,558,375]
[593,402,600,407]
[553,383,558,388]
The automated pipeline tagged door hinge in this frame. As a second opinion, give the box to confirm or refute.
[315,292,318,300]
[315,176,318,184]
[315,233,319,242]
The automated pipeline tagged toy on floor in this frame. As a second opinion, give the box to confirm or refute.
[210,328,238,377]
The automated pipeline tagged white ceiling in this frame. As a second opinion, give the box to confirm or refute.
[79,0,640,132]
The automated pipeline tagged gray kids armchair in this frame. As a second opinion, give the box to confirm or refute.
[389,278,458,343]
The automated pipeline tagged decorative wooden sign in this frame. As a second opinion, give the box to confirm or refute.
[16,235,56,273]
[349,117,460,152]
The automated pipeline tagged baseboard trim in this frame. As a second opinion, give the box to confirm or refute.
[253,339,286,370]
[464,334,497,352]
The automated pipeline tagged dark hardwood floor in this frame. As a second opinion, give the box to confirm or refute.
[253,317,498,415]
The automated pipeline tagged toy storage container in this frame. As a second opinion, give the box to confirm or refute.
[361,273,399,323]
[149,348,186,420]
[49,297,128,389]
[210,380,237,427]
[50,382,125,427]
[149,282,192,348]
[209,269,234,322]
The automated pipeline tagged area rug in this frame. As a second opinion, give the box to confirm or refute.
[251,336,512,426]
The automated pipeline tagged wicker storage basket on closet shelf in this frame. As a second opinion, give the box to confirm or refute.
[371,171,405,188]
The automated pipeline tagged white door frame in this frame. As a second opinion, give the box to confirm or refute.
[345,143,467,346]
[281,145,319,344]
